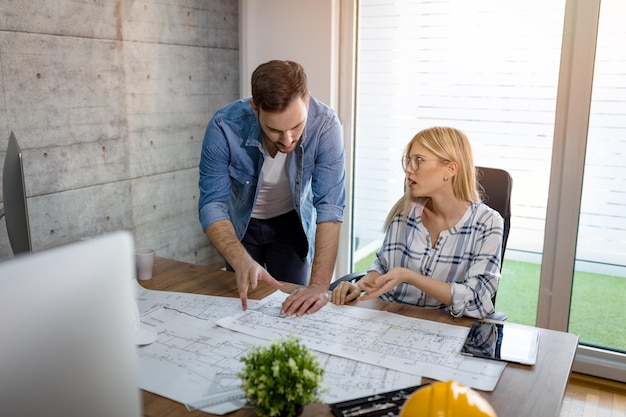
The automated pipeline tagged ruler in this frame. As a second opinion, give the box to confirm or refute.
[185,390,247,411]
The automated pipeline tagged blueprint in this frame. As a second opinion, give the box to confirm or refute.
[135,286,419,415]
[135,282,261,318]
[217,291,506,391]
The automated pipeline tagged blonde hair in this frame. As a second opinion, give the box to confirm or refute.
[383,126,480,230]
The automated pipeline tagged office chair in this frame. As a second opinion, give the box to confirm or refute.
[330,166,512,321]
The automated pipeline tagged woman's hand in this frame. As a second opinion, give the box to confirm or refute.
[358,268,453,305]
[358,268,406,301]
[330,281,361,305]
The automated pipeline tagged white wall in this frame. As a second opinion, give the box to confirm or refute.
[239,0,355,277]
[239,0,338,108]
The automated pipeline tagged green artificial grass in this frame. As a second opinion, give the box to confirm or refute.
[496,260,539,325]
[569,270,626,351]
[353,254,626,352]
[499,260,626,351]
[354,252,376,273]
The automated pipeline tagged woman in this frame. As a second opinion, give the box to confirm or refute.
[332,127,503,318]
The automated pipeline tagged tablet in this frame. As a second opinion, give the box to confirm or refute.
[461,321,540,365]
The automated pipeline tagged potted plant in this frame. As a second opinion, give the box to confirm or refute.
[238,336,325,417]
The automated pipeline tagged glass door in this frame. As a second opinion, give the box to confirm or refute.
[569,0,626,353]
[353,0,567,325]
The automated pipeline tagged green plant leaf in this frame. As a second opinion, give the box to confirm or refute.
[238,336,324,417]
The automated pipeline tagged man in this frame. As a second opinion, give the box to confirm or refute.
[198,60,346,316]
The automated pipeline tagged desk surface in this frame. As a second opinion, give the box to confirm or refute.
[140,257,579,417]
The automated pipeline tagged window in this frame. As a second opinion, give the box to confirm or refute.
[570,0,626,353]
[349,0,626,380]
[353,0,566,326]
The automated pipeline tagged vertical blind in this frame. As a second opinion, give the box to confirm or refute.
[353,0,626,276]
[577,0,626,275]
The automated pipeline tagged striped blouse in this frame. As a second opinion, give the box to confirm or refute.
[368,200,504,318]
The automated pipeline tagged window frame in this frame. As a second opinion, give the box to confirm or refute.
[338,0,626,382]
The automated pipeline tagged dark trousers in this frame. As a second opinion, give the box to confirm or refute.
[227,210,310,285]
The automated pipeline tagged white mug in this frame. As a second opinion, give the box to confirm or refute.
[135,248,156,280]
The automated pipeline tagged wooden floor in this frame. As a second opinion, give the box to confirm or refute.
[560,374,626,417]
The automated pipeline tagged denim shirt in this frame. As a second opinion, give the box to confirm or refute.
[198,97,346,262]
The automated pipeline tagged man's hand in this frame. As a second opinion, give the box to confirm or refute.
[205,221,283,311]
[280,285,329,316]
[277,221,338,316]
[235,260,283,311]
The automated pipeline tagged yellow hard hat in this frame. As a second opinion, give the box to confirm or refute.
[399,380,497,417]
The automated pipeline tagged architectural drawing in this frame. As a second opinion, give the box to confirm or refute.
[135,287,418,414]
[217,291,506,391]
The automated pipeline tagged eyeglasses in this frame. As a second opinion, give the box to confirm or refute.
[401,155,449,171]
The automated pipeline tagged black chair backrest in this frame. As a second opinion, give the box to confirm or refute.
[476,166,512,268]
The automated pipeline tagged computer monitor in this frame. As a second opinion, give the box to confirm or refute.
[1,131,32,255]
[0,231,142,417]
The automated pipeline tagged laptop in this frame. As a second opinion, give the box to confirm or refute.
[0,232,142,417]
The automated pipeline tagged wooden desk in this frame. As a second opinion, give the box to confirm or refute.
[140,257,579,417]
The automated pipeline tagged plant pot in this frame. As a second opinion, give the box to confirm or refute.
[279,404,303,417]
[251,403,303,417]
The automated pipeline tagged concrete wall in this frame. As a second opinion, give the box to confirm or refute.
[0,0,239,265]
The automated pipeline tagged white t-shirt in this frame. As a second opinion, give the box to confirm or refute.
[251,149,294,219]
